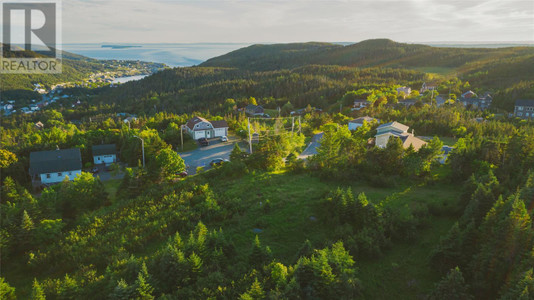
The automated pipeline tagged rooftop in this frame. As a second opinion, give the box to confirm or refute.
[92,144,117,156]
[29,148,82,175]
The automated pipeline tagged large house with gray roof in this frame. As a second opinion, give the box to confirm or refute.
[375,121,427,151]
[186,116,229,140]
[29,148,82,185]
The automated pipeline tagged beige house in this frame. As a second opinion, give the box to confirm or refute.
[375,121,427,151]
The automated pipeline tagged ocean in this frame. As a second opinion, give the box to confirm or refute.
[62,43,252,67]
[62,42,533,68]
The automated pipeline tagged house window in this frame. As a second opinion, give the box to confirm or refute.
[58,172,62,176]
[98,156,101,161]
[518,106,524,111]
[68,172,72,176]
[46,174,51,179]
[518,112,523,116]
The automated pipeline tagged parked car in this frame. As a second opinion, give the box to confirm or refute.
[175,171,188,178]
[91,167,99,174]
[220,136,228,142]
[210,158,228,167]
[198,137,209,146]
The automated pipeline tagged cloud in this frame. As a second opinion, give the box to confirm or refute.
[62,0,534,43]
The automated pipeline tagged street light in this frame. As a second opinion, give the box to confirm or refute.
[133,135,145,168]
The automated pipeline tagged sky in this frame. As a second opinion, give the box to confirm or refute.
[61,0,534,44]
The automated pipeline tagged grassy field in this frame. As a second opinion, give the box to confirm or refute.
[413,66,455,76]
[203,168,462,297]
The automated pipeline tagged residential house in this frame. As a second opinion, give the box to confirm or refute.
[123,116,138,123]
[20,107,32,114]
[245,104,265,116]
[291,107,322,116]
[352,99,369,111]
[398,99,417,107]
[92,144,117,165]
[435,95,446,107]
[514,99,534,119]
[458,92,492,110]
[348,116,378,131]
[35,121,44,130]
[186,116,229,140]
[2,104,14,111]
[396,86,412,98]
[375,121,427,151]
[29,104,39,111]
[439,146,454,164]
[29,148,82,185]
[420,82,437,94]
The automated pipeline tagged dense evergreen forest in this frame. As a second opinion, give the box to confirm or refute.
[88,40,534,113]
[0,40,533,299]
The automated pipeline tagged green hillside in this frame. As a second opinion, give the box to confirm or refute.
[201,39,534,87]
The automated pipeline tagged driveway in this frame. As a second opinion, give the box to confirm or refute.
[179,136,248,175]
[91,164,125,181]
[299,132,323,159]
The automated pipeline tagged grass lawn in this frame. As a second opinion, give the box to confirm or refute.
[177,138,198,153]
[264,108,280,117]
[103,179,122,201]
[439,136,458,146]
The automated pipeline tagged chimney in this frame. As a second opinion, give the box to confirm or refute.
[411,129,414,136]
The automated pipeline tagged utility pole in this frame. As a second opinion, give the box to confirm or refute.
[298,116,301,134]
[133,135,145,168]
[180,125,184,151]
[247,118,253,154]
[291,117,295,135]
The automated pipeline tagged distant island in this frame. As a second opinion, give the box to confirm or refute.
[101,45,142,49]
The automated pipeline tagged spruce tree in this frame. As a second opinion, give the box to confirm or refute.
[428,267,472,300]
[30,279,45,300]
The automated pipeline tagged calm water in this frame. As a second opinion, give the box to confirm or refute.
[112,75,148,83]
[62,43,251,67]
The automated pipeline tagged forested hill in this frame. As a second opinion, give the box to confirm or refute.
[201,39,534,87]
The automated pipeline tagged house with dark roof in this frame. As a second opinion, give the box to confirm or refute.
[514,99,534,119]
[186,116,229,140]
[29,148,82,185]
[458,92,492,110]
[351,99,369,111]
[245,104,265,116]
[375,121,427,151]
[92,144,117,165]
[348,116,378,131]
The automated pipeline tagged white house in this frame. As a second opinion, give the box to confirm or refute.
[29,148,82,185]
[396,87,412,97]
[186,116,229,140]
[375,121,427,151]
[348,116,378,131]
[92,144,117,165]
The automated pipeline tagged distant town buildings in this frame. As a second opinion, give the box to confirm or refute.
[514,99,534,119]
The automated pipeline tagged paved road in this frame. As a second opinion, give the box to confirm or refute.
[299,132,324,159]
[179,136,248,175]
